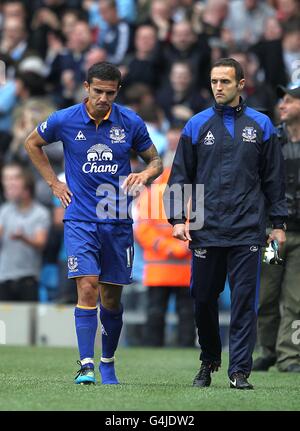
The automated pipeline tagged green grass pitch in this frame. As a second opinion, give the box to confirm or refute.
[0,346,299,411]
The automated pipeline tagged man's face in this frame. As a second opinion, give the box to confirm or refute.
[170,63,191,92]
[211,66,244,107]
[84,78,119,116]
[68,22,92,52]
[2,166,25,202]
[3,17,26,48]
[135,26,157,54]
[171,22,195,52]
[278,93,300,124]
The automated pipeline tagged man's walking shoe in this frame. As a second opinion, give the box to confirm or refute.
[74,360,96,385]
[229,372,253,390]
[193,361,220,388]
[252,356,276,371]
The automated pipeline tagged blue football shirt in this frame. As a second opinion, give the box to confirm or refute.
[37,102,153,223]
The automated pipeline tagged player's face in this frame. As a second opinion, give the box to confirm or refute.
[211,66,244,107]
[84,78,120,116]
[278,94,300,125]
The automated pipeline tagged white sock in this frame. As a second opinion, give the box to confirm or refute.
[81,357,94,366]
[101,357,115,363]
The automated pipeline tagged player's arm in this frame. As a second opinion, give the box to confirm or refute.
[121,144,163,194]
[24,129,72,208]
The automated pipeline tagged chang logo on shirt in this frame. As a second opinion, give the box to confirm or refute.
[242,127,257,143]
[82,144,118,174]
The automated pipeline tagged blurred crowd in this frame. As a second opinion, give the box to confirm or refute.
[0,0,299,344]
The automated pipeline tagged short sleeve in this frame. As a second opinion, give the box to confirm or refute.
[37,111,60,143]
[132,115,153,153]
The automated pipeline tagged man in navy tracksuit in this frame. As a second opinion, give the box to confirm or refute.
[164,58,288,389]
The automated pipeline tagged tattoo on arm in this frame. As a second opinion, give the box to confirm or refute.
[138,145,163,181]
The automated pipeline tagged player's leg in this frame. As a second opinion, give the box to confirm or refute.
[99,282,123,384]
[227,245,261,389]
[74,276,99,384]
[191,247,227,387]
[64,221,101,385]
[97,223,133,384]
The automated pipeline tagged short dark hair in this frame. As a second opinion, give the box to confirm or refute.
[211,58,244,82]
[87,61,121,85]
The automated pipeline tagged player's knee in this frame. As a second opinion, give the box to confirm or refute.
[101,291,121,311]
[77,278,99,306]
[102,296,120,311]
[100,284,122,311]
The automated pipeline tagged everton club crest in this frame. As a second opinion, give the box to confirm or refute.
[68,256,78,272]
[110,126,126,143]
[242,126,257,143]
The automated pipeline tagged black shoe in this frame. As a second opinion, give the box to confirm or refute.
[229,372,253,390]
[193,361,220,387]
[252,356,276,371]
[286,364,300,373]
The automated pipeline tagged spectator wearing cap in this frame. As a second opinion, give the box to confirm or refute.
[253,82,300,373]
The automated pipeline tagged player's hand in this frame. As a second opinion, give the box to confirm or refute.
[172,223,191,242]
[267,229,286,251]
[121,172,148,196]
[51,180,73,209]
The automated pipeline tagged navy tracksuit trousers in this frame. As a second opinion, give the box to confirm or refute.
[191,246,261,378]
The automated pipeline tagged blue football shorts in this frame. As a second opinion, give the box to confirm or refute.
[64,221,134,285]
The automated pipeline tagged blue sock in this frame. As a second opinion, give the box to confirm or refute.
[99,304,123,384]
[74,306,98,368]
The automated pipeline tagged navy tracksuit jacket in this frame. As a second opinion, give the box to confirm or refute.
[165,99,288,377]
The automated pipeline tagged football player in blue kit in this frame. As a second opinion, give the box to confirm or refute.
[25,62,163,385]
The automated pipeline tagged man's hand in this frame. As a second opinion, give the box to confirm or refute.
[121,172,148,196]
[172,223,191,242]
[50,180,73,208]
[10,230,25,241]
[267,229,286,250]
